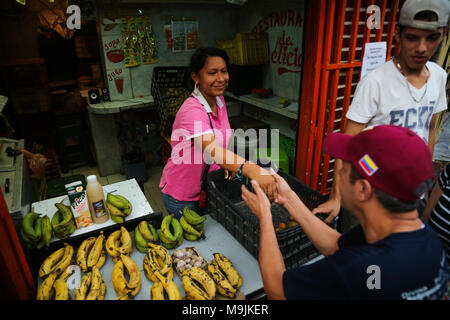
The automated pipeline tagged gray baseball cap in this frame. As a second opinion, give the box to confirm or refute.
[399,0,450,30]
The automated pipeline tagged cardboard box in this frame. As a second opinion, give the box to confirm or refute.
[65,180,93,228]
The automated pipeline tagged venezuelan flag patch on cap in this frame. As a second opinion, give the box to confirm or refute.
[359,154,378,176]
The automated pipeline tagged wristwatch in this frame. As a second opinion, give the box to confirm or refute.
[236,161,248,181]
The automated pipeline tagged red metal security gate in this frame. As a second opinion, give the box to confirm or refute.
[0,189,35,299]
[296,0,402,193]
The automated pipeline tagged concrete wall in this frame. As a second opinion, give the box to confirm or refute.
[99,1,241,98]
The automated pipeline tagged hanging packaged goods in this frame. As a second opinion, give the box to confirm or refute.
[120,17,141,68]
[169,16,199,52]
[171,17,187,53]
[184,17,199,51]
[136,16,158,65]
[119,16,158,67]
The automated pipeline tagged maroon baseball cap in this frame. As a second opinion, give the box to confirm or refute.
[323,125,434,202]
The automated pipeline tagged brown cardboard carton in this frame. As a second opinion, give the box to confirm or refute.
[65,180,93,228]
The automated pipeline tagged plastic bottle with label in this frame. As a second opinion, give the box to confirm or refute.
[86,175,109,224]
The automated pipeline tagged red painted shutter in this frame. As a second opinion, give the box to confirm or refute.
[0,189,35,299]
[296,0,402,193]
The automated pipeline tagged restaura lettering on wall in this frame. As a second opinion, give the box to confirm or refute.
[251,10,303,33]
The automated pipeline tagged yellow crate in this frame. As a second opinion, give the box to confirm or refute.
[216,33,269,66]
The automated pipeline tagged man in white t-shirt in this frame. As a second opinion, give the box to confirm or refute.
[314,0,450,225]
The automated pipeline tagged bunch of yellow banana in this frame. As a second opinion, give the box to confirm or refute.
[20,212,52,250]
[105,226,133,263]
[181,267,216,300]
[37,265,74,300]
[181,206,206,241]
[159,214,183,249]
[142,242,173,282]
[112,254,141,299]
[106,193,133,224]
[76,231,106,272]
[74,266,106,300]
[134,220,159,253]
[53,266,73,300]
[51,203,77,239]
[150,273,182,300]
[38,242,74,278]
[207,253,242,299]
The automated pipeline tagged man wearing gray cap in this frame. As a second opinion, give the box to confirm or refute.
[314,0,450,225]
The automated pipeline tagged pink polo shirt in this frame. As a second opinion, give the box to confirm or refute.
[159,93,231,201]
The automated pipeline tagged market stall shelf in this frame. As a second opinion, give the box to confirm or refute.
[224,91,298,120]
[31,178,153,243]
[87,96,154,114]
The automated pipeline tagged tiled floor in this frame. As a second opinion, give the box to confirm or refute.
[62,165,169,216]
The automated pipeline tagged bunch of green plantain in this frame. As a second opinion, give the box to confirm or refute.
[51,203,77,240]
[20,212,52,250]
[159,214,183,249]
[134,220,160,253]
[106,193,133,224]
[180,206,206,241]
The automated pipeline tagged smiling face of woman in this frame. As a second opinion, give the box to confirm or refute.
[192,56,229,101]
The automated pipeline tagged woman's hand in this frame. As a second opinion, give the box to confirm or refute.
[256,170,278,202]
[270,169,294,206]
[241,180,272,221]
[244,164,278,201]
[224,169,236,181]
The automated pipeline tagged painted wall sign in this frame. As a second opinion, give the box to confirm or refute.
[251,10,303,33]
[251,9,304,101]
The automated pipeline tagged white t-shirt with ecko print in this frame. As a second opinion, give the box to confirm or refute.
[346,60,447,143]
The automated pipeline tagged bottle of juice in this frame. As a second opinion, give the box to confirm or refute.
[86,175,109,224]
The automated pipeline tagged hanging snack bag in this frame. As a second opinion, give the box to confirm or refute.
[121,17,140,67]
[137,16,158,64]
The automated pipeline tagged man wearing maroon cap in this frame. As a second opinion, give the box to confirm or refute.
[242,125,448,299]
[314,0,450,225]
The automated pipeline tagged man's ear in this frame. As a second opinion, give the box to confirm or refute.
[394,25,401,44]
[357,179,374,201]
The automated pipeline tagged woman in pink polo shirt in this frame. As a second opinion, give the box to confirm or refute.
[159,47,277,218]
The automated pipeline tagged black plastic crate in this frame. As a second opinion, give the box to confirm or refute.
[150,67,189,131]
[207,169,338,269]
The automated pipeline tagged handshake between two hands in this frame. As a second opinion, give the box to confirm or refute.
[241,168,339,224]
[240,168,292,220]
